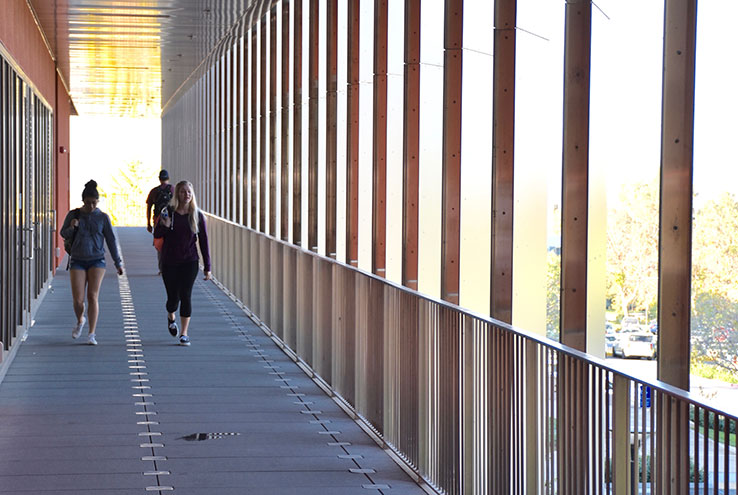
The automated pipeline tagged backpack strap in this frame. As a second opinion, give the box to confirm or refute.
[65,208,82,271]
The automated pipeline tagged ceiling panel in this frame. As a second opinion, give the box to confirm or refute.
[28,0,256,117]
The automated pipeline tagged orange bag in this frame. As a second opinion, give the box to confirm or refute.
[153,214,164,251]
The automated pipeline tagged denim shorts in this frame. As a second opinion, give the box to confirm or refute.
[70,258,106,270]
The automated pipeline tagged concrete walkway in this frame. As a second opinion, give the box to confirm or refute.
[0,227,425,495]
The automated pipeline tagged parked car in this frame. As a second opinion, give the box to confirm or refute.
[617,332,656,359]
[620,315,642,332]
[648,319,658,334]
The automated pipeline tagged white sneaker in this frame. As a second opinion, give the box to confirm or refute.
[87,334,98,346]
[72,317,86,339]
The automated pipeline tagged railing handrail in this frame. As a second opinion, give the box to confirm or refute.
[204,211,737,421]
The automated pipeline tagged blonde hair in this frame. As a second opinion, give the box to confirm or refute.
[171,181,200,234]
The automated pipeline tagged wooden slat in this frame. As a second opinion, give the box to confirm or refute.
[270,6,278,237]
[325,0,338,258]
[280,0,290,240]
[490,0,516,323]
[560,0,591,352]
[441,0,463,305]
[307,0,319,252]
[401,0,420,291]
[657,0,696,391]
[293,0,303,246]
[346,0,360,267]
[372,0,388,277]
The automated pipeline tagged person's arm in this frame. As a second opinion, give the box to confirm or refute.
[59,210,77,239]
[153,208,172,238]
[146,203,154,232]
[197,213,211,279]
[102,213,124,274]
[145,188,155,232]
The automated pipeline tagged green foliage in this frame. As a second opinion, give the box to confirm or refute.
[690,192,738,377]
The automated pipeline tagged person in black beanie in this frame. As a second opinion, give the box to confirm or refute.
[60,180,123,345]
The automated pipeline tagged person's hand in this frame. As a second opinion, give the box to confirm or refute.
[204,271,211,281]
[147,224,153,233]
[159,210,172,228]
[72,218,79,228]
[116,266,124,276]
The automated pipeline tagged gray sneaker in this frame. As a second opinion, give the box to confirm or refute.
[178,335,190,346]
[87,334,98,346]
[72,317,86,339]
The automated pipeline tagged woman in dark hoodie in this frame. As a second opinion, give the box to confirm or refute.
[60,180,123,345]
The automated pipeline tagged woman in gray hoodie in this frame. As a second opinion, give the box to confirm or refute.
[60,180,123,345]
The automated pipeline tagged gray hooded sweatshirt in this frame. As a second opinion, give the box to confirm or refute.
[60,208,122,268]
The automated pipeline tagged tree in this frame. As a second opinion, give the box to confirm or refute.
[99,160,150,226]
[691,192,738,374]
[606,181,659,319]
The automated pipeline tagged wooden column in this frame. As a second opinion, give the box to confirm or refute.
[281,0,291,241]
[251,24,258,230]
[307,0,319,252]
[560,0,591,352]
[241,28,249,226]
[441,0,462,305]
[346,0,360,267]
[260,14,267,233]
[372,0,388,277]
[326,0,338,258]
[402,0,420,291]
[293,0,303,246]
[657,0,697,391]
[491,0,516,323]
[269,6,278,237]
[234,37,242,225]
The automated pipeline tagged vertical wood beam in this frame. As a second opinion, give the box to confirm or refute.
[242,30,249,227]
[560,0,591,352]
[441,0,463,305]
[251,24,258,230]
[220,53,226,217]
[372,0,388,277]
[307,0,319,252]
[346,0,360,267]
[491,0,516,323]
[402,0,420,291]
[235,38,242,225]
[657,0,696,391]
[326,0,338,258]
[281,0,291,241]
[293,0,303,246]
[270,6,278,237]
[229,42,236,222]
[260,14,268,233]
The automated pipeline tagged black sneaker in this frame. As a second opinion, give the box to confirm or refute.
[168,319,178,337]
[179,335,191,346]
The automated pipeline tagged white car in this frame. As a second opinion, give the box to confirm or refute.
[617,332,656,359]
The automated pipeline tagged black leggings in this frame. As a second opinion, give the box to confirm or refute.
[161,261,199,318]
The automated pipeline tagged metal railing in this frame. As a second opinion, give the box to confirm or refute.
[207,214,738,495]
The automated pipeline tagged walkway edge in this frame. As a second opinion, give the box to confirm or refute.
[0,277,53,385]
[209,276,440,495]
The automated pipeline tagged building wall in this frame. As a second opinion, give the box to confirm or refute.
[0,0,72,360]
[0,0,73,270]
[0,0,56,104]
